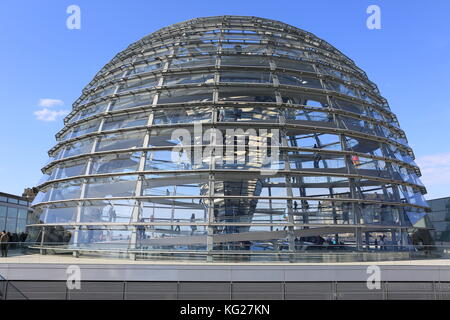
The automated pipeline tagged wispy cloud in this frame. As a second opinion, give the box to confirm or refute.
[34,108,69,122]
[416,152,450,187]
[38,98,64,108]
[34,98,68,122]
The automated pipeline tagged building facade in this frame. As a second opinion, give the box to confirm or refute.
[29,16,430,261]
[427,197,450,243]
[0,192,30,235]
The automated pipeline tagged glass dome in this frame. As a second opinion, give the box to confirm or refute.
[29,16,430,261]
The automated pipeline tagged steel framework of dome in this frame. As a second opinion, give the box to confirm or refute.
[29,16,430,261]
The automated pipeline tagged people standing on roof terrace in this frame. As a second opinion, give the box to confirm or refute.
[190,214,197,235]
[0,231,10,257]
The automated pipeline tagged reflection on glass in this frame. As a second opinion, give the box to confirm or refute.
[97,131,145,152]
[84,175,138,198]
[91,152,141,174]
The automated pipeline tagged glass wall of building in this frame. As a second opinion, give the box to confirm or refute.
[427,197,450,242]
[0,192,32,237]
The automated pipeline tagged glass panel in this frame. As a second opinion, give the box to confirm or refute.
[284,108,331,123]
[43,205,78,224]
[344,135,383,155]
[136,48,171,63]
[53,161,86,180]
[272,47,306,59]
[50,147,66,161]
[75,103,108,122]
[176,43,218,55]
[316,64,350,81]
[163,73,214,86]
[353,157,392,181]
[118,76,158,93]
[7,198,18,204]
[280,90,328,107]
[331,98,368,116]
[157,88,212,104]
[358,184,395,203]
[287,150,346,170]
[129,60,163,75]
[220,55,269,67]
[140,199,208,225]
[16,219,27,233]
[28,207,44,225]
[18,209,28,220]
[38,173,52,185]
[86,86,115,102]
[277,74,322,88]
[145,150,187,171]
[32,186,52,205]
[212,198,288,225]
[96,131,145,152]
[84,175,138,198]
[222,33,262,42]
[80,200,135,223]
[49,180,82,201]
[307,51,342,67]
[149,126,239,170]
[400,186,428,207]
[153,106,211,125]
[110,92,154,111]
[214,147,285,170]
[274,59,315,72]
[69,120,100,139]
[325,80,358,97]
[169,56,216,70]
[219,87,276,102]
[339,115,375,135]
[142,173,209,197]
[358,88,374,102]
[286,132,342,150]
[148,127,197,147]
[291,176,351,197]
[0,217,7,230]
[87,70,128,90]
[90,152,141,174]
[6,207,18,219]
[0,206,7,217]
[217,106,279,122]
[62,138,94,158]
[220,71,272,83]
[6,218,16,233]
[103,112,149,131]
[221,43,267,55]
[76,226,131,248]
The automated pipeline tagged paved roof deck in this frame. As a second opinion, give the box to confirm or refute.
[1,253,450,266]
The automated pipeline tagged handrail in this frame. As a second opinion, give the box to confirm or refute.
[0,240,446,264]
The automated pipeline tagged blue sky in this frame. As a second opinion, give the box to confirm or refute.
[0,0,449,199]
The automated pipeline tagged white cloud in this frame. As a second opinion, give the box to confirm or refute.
[34,108,69,122]
[38,98,64,108]
[416,152,450,191]
[34,98,68,122]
